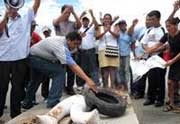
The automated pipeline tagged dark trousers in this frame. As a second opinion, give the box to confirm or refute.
[131,73,147,95]
[0,58,28,118]
[76,48,100,86]
[23,56,65,107]
[147,68,166,102]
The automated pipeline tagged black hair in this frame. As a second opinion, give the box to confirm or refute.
[147,10,161,19]
[66,31,82,42]
[103,13,112,19]
[82,17,89,22]
[166,17,180,25]
[61,5,68,13]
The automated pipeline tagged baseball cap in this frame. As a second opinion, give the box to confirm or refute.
[42,26,51,33]
[118,19,127,25]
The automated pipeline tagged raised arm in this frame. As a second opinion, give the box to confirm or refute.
[33,0,41,15]
[96,26,108,40]
[70,6,82,29]
[53,6,70,26]
[108,25,119,39]
[89,9,99,29]
[128,19,138,36]
[168,0,180,19]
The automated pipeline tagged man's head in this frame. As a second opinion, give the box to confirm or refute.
[145,15,153,28]
[61,5,72,20]
[4,0,24,9]
[66,31,82,50]
[4,0,24,18]
[82,17,90,28]
[42,26,51,38]
[118,19,127,32]
[147,10,161,27]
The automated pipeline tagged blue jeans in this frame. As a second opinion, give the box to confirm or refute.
[24,55,65,107]
[117,56,130,85]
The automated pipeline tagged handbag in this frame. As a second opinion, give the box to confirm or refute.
[105,45,119,57]
[104,34,119,57]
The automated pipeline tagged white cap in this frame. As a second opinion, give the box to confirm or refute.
[42,26,51,33]
[4,0,25,9]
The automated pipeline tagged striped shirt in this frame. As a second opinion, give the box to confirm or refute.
[30,36,76,65]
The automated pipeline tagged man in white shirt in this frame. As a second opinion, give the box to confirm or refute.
[77,9,100,87]
[0,0,41,118]
[142,10,166,107]
[22,32,97,109]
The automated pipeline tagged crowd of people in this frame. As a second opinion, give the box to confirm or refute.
[0,0,179,119]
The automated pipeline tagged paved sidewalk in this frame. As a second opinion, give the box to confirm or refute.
[131,98,180,124]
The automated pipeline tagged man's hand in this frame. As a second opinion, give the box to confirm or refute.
[86,78,97,93]
[173,0,180,12]
[132,19,138,26]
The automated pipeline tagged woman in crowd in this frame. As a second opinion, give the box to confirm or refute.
[146,17,180,112]
[96,13,119,88]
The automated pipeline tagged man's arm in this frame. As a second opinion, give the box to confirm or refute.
[33,0,41,15]
[68,64,97,92]
[71,6,81,29]
[89,9,99,29]
[143,42,163,54]
[128,19,138,36]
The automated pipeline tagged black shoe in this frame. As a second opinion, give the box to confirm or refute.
[66,88,75,95]
[154,101,164,107]
[143,99,154,106]
[21,101,33,109]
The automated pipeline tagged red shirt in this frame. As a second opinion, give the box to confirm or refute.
[30,32,42,47]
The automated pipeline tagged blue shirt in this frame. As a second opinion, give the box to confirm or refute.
[118,31,133,56]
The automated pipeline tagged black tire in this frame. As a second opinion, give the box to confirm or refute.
[84,88,127,117]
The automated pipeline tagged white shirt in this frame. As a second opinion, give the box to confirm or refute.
[141,26,165,47]
[79,26,96,50]
[98,27,118,51]
[0,8,35,61]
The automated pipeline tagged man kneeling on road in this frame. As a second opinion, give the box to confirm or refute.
[22,31,97,109]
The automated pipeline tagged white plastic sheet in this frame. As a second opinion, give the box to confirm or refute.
[130,55,166,82]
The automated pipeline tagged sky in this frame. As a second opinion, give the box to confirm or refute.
[0,0,179,34]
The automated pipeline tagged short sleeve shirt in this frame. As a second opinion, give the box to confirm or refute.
[30,36,76,65]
